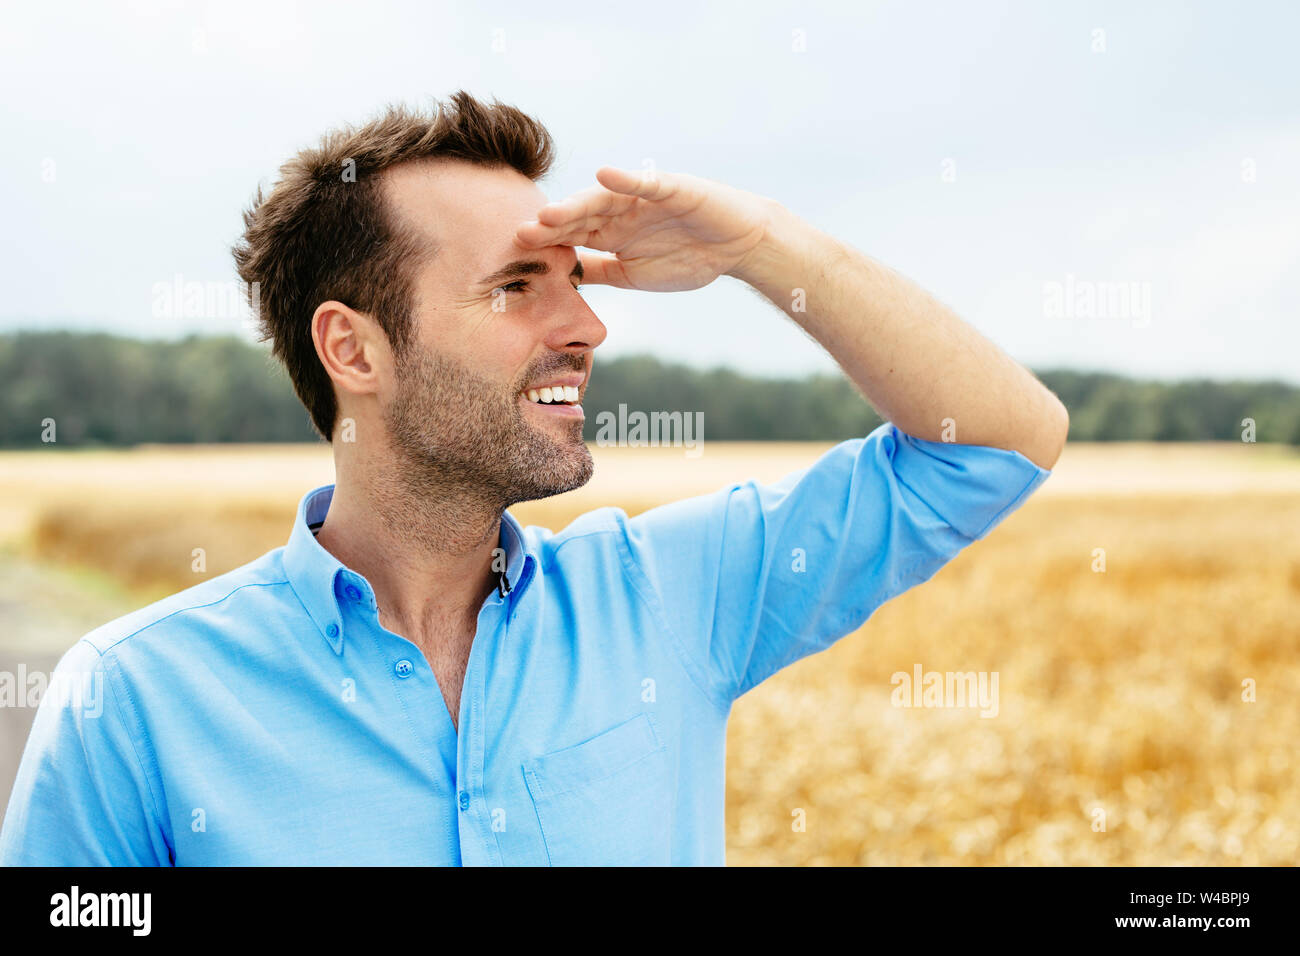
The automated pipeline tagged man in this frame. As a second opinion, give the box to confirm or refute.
[1,91,1066,866]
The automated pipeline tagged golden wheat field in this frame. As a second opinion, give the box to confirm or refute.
[2,441,1298,865]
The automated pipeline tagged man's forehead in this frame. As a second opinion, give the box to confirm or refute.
[383,158,548,266]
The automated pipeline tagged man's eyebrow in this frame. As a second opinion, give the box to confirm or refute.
[478,258,584,288]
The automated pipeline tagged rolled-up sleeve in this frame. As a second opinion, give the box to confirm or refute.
[619,422,1051,705]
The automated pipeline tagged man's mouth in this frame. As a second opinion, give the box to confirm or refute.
[521,385,580,406]
[518,376,585,418]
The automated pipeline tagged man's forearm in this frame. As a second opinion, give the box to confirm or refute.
[728,201,1069,469]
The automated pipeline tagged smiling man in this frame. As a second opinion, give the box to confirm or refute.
[0,91,1067,866]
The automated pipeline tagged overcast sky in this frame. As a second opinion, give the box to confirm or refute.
[2,0,1297,382]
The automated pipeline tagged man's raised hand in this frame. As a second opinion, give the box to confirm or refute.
[514,166,774,293]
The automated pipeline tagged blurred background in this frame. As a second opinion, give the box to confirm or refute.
[1,0,1297,864]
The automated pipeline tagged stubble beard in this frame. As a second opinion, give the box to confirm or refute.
[382,345,594,512]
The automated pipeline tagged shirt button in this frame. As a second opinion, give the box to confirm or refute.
[394,659,414,678]
[326,623,339,638]
[458,790,470,811]
[345,585,361,601]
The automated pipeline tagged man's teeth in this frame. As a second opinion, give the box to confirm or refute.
[524,386,580,404]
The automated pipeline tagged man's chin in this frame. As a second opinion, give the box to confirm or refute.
[507,441,594,505]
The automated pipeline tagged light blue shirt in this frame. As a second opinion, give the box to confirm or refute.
[0,424,1049,866]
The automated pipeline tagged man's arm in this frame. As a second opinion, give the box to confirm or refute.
[518,167,1058,702]
[617,428,1050,704]
[516,166,1068,469]
[727,202,1068,469]
[0,641,170,866]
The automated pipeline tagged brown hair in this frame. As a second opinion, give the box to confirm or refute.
[233,90,556,439]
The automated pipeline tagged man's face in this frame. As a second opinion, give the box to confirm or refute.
[378,160,607,506]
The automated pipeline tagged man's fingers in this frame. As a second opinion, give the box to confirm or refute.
[517,166,681,249]
[577,250,632,289]
[516,215,602,249]
[537,184,623,224]
[535,165,675,232]
[595,165,677,201]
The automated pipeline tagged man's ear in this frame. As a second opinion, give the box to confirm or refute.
[311,300,389,398]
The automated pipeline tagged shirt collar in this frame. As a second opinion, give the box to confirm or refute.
[497,508,536,598]
[282,483,538,655]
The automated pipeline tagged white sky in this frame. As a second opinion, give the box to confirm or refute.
[2,0,1297,382]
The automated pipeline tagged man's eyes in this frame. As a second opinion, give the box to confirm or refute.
[495,280,584,295]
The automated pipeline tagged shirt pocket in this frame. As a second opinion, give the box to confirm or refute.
[522,712,672,866]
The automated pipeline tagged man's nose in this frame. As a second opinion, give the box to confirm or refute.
[544,289,607,354]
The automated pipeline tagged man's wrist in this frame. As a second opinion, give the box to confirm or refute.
[725,196,803,289]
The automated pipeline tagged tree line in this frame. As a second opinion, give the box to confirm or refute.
[1,331,1296,446]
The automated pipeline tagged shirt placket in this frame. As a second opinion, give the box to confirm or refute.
[454,591,507,866]
[348,581,460,861]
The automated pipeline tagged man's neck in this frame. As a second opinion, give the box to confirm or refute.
[313,457,504,643]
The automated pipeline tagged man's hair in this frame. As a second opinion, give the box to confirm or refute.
[232,90,555,440]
